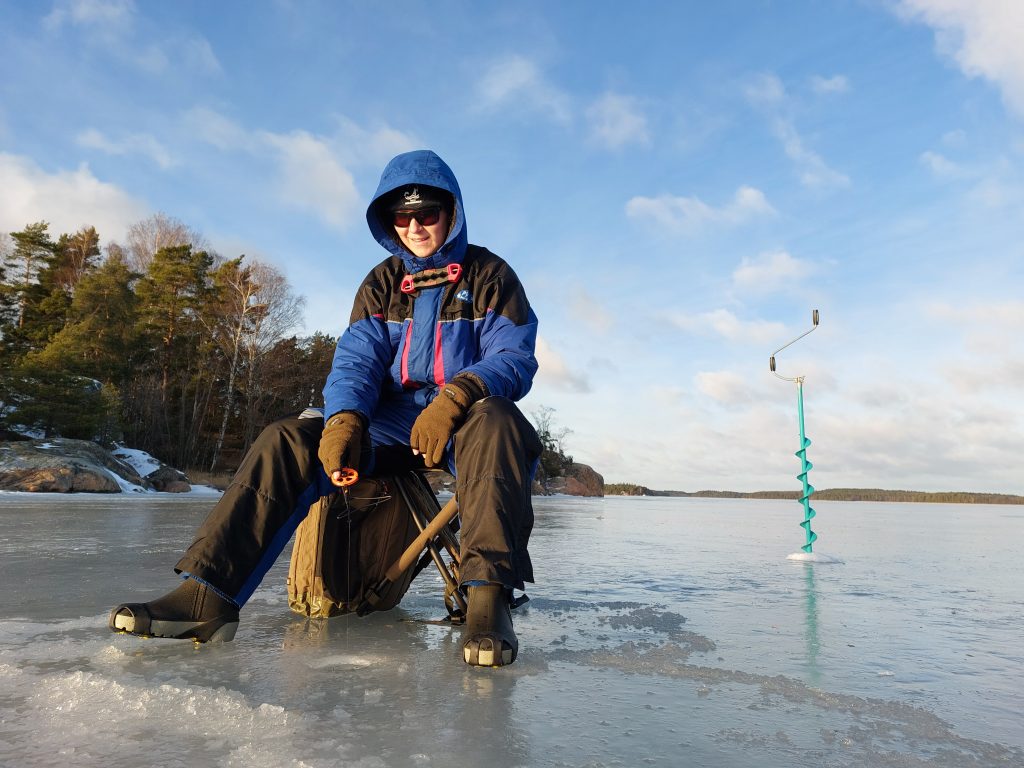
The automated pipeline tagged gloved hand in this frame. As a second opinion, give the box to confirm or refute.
[410,376,485,467]
[318,411,366,483]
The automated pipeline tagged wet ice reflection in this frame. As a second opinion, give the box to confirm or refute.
[1,493,1021,767]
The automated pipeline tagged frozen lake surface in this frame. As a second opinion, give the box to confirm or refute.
[1,492,1021,767]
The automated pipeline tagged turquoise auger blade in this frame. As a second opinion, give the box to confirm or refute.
[796,435,817,552]
[796,381,816,553]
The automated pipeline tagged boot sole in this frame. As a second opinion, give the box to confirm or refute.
[110,606,238,643]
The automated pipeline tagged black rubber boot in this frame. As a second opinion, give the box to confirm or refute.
[109,578,240,643]
[462,584,517,667]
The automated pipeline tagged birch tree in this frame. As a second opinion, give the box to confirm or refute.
[206,257,304,469]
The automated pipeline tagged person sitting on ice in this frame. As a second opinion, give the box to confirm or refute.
[109,149,542,667]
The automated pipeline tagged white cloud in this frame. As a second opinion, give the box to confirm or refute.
[569,288,614,333]
[771,117,850,188]
[626,186,775,231]
[942,128,968,147]
[44,1,220,77]
[331,117,419,168]
[76,128,175,169]
[260,130,361,231]
[810,74,849,94]
[185,108,416,231]
[918,144,1022,204]
[43,0,134,30]
[0,152,148,241]
[183,36,222,76]
[926,299,1024,335]
[474,55,571,124]
[534,336,590,392]
[813,386,1024,492]
[744,72,786,106]
[745,72,850,189]
[966,176,1023,207]
[129,35,220,76]
[919,149,966,178]
[134,44,170,74]
[585,92,649,149]
[694,370,758,406]
[895,0,1024,119]
[732,250,814,293]
[947,356,1024,394]
[182,107,253,151]
[667,308,786,345]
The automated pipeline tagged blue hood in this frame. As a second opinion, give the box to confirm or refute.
[366,150,468,274]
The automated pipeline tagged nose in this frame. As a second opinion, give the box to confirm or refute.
[407,217,425,233]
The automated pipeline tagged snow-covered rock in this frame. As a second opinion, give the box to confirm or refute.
[0,439,196,494]
[0,438,147,493]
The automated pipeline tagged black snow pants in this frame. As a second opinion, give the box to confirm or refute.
[174,397,542,607]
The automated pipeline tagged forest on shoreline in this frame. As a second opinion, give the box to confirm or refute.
[0,216,335,473]
[604,484,1024,505]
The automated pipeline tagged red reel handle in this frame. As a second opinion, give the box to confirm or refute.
[332,468,359,488]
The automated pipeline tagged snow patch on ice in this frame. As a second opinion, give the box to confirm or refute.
[307,654,383,670]
[186,483,224,496]
[787,551,844,563]
[1,657,365,768]
[0,614,106,643]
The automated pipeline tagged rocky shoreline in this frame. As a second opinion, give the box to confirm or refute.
[535,461,604,497]
[0,438,605,497]
[0,438,192,493]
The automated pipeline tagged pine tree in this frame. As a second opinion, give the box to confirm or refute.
[128,244,217,466]
[16,227,103,360]
[3,364,120,442]
[52,227,102,294]
[1,222,57,360]
[30,251,139,383]
[4,222,56,329]
[134,244,214,395]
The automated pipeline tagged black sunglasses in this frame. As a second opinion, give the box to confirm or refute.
[392,207,442,228]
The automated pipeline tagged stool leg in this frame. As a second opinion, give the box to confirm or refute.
[394,475,467,621]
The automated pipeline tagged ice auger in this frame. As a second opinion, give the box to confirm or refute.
[770,310,820,553]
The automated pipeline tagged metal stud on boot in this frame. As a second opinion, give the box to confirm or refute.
[462,584,517,667]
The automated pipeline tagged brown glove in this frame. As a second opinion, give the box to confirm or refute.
[409,376,486,467]
[318,411,366,482]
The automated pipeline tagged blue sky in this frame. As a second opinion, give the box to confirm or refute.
[2,0,1022,493]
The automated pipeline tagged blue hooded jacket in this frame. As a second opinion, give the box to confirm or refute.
[323,150,538,434]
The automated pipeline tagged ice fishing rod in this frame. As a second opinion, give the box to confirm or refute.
[770,310,820,553]
[331,468,359,487]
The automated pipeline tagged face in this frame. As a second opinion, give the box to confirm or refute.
[393,207,450,258]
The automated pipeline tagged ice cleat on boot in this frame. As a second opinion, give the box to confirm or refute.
[109,577,240,643]
[462,584,517,667]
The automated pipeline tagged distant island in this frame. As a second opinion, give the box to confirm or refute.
[603,484,1024,505]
